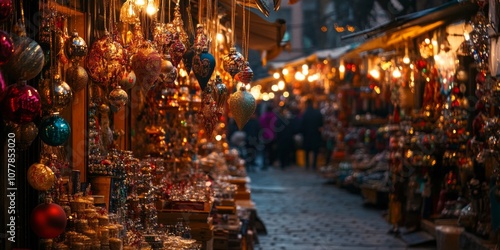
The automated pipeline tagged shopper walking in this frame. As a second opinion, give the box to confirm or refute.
[259,105,277,169]
[275,107,300,170]
[243,113,262,171]
[300,98,324,170]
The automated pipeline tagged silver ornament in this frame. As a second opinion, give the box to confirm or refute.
[4,34,44,81]
[109,86,128,111]
[65,32,88,61]
[52,74,73,111]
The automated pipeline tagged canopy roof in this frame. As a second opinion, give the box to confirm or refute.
[340,0,478,58]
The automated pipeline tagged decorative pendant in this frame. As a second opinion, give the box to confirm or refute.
[222,47,245,79]
[235,61,254,84]
[212,75,229,112]
[131,42,162,93]
[85,33,125,88]
[229,86,256,130]
[193,51,216,91]
[108,85,128,111]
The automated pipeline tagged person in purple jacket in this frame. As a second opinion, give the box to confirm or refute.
[259,105,277,169]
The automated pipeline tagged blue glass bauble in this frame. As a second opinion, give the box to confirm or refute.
[39,114,71,146]
[192,51,215,91]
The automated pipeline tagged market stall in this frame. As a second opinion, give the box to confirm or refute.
[0,0,288,249]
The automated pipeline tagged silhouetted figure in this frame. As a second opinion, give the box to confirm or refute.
[300,99,324,170]
[275,107,300,169]
[259,105,277,169]
[243,113,261,170]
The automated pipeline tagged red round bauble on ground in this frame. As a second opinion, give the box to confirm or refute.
[31,203,67,239]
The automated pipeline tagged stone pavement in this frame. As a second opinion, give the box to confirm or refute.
[247,166,437,250]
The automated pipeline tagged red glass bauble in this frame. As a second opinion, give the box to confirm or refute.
[476,71,486,84]
[31,203,67,239]
[1,81,41,123]
[416,59,427,70]
[452,86,460,95]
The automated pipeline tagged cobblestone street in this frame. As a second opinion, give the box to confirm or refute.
[248,166,437,250]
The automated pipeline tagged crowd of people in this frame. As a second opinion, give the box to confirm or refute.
[228,97,339,171]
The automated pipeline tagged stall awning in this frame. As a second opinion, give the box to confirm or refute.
[217,0,287,61]
[315,44,359,60]
[340,0,478,58]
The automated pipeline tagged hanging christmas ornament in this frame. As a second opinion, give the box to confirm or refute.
[194,24,209,54]
[193,51,215,91]
[39,74,73,112]
[198,85,218,136]
[52,74,73,111]
[85,33,125,87]
[120,0,139,24]
[162,56,178,83]
[0,0,13,23]
[1,81,41,124]
[39,113,71,146]
[27,163,56,191]
[223,47,245,79]
[64,31,88,62]
[229,86,256,130]
[31,202,67,239]
[108,85,128,111]
[119,69,136,90]
[169,34,186,67]
[131,42,162,93]
[212,76,229,112]
[192,27,215,92]
[13,122,38,150]
[171,2,190,48]
[65,64,89,93]
[0,30,14,65]
[234,61,254,84]
[4,30,44,81]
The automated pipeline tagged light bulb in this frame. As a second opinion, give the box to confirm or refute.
[135,0,145,6]
[146,0,157,15]
[392,68,402,78]
[128,3,136,16]
[403,56,410,64]
[339,65,345,73]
